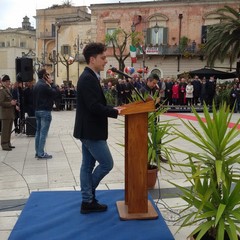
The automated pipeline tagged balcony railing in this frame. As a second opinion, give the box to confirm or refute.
[39,32,55,39]
[139,44,204,57]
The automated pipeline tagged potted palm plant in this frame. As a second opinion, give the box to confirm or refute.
[147,107,176,189]
[169,103,240,240]
[128,92,175,189]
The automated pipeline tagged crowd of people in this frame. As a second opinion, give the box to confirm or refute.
[0,75,79,153]
[0,79,78,131]
[104,75,240,113]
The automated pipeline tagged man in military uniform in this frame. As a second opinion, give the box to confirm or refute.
[0,75,18,151]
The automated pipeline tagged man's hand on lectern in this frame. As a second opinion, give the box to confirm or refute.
[114,106,126,115]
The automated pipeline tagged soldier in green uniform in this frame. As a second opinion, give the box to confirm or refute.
[0,75,19,151]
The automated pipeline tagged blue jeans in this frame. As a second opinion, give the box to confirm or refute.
[35,111,52,157]
[80,139,114,203]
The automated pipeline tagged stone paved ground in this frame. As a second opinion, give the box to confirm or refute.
[0,110,239,240]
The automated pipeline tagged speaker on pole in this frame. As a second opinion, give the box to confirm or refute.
[15,58,33,82]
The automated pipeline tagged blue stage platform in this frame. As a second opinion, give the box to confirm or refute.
[9,190,174,240]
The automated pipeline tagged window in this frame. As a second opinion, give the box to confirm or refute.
[202,12,221,43]
[106,28,116,47]
[0,42,5,47]
[20,42,26,48]
[52,24,56,37]
[151,68,162,78]
[107,28,116,35]
[61,45,71,55]
[146,27,168,46]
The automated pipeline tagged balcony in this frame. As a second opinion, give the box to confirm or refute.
[39,32,55,39]
[141,44,205,58]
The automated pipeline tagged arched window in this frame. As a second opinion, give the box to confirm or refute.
[146,14,168,47]
[151,68,162,78]
[201,12,221,43]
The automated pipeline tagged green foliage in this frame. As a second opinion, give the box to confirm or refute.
[204,6,240,66]
[170,103,240,240]
[147,110,176,170]
[214,84,231,108]
[104,90,116,106]
[132,93,176,170]
[105,28,142,71]
[179,36,190,53]
[50,0,72,8]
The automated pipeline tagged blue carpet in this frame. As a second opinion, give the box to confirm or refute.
[9,190,174,240]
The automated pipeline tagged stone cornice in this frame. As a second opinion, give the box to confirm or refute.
[90,0,239,9]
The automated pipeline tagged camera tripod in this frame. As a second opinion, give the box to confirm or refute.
[11,82,26,134]
[11,109,26,134]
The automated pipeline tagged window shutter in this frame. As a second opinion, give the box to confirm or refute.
[201,25,208,43]
[146,28,151,45]
[52,24,56,37]
[61,46,64,55]
[163,28,168,45]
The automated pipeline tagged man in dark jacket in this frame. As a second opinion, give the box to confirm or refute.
[205,76,216,108]
[139,74,168,163]
[73,42,123,214]
[33,69,56,159]
[192,75,202,105]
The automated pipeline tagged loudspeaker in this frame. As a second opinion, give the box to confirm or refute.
[26,117,36,136]
[15,58,33,82]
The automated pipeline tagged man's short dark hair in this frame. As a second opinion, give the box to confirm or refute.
[37,69,47,79]
[83,42,107,64]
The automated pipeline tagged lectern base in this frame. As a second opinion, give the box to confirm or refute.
[116,200,159,220]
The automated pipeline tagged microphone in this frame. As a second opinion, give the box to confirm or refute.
[110,67,145,102]
[111,67,133,80]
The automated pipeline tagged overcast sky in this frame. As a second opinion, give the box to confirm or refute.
[0,0,151,30]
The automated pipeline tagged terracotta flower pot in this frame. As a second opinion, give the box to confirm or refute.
[147,165,158,189]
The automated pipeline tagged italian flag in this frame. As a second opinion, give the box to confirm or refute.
[130,45,137,63]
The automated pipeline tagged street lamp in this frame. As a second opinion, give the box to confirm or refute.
[73,35,84,77]
[153,19,160,34]
[48,50,58,83]
[22,49,36,58]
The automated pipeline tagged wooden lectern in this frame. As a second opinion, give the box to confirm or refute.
[116,99,159,220]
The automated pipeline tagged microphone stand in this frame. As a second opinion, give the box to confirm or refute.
[111,67,145,102]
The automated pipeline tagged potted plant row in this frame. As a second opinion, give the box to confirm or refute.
[168,103,240,240]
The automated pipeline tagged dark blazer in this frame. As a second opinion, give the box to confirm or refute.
[73,67,118,140]
[33,79,56,111]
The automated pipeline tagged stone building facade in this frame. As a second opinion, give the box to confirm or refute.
[35,5,91,86]
[0,16,36,81]
[90,0,239,80]
[0,1,239,85]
